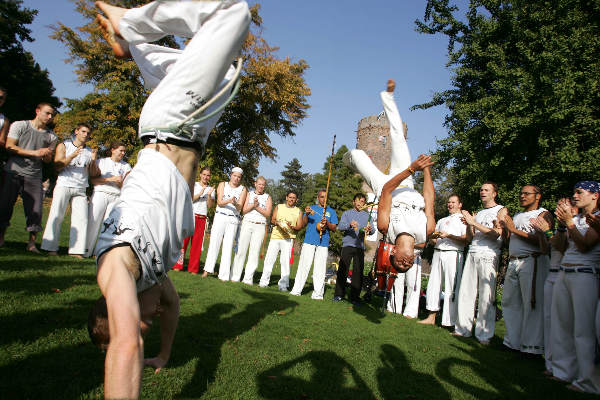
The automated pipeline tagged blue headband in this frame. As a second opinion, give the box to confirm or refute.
[574,181,600,194]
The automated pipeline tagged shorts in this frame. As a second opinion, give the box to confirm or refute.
[95,149,193,292]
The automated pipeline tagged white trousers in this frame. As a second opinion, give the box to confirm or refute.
[291,243,328,299]
[387,253,421,318]
[550,270,600,393]
[121,0,250,142]
[343,91,414,194]
[203,213,240,280]
[544,270,559,372]
[259,238,293,289]
[41,186,88,254]
[84,190,119,257]
[455,251,499,341]
[425,249,464,326]
[231,220,265,282]
[502,255,548,354]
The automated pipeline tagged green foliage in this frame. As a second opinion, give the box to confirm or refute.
[0,0,60,122]
[415,0,600,213]
[298,145,364,256]
[51,1,310,175]
[279,158,309,203]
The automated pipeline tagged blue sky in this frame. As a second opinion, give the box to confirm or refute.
[21,0,462,180]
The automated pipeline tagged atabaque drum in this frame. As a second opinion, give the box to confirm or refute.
[375,241,397,294]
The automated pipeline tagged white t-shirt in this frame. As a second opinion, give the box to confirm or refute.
[243,191,270,223]
[192,183,215,215]
[508,208,547,256]
[215,182,244,217]
[469,204,504,254]
[55,139,93,189]
[435,212,467,251]
[94,157,132,195]
[561,212,600,267]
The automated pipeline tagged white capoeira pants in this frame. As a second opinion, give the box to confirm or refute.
[231,220,266,282]
[455,251,499,341]
[502,255,549,354]
[41,186,88,254]
[290,243,328,299]
[259,238,294,289]
[204,212,240,280]
[543,269,559,372]
[387,253,421,317]
[550,269,600,393]
[425,249,464,326]
[84,190,119,257]
[120,0,250,140]
[344,91,414,194]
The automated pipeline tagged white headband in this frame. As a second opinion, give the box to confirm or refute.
[231,167,243,174]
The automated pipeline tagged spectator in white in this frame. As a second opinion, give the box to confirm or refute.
[231,176,272,282]
[41,123,100,257]
[0,102,57,252]
[0,87,10,149]
[453,181,507,345]
[551,181,600,394]
[202,167,247,280]
[419,194,467,326]
[172,166,215,274]
[84,141,132,257]
[501,185,552,356]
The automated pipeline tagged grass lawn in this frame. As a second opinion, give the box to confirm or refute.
[0,202,593,399]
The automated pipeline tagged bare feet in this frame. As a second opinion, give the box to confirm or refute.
[26,242,40,253]
[47,251,58,256]
[95,1,127,36]
[451,331,464,337]
[418,312,437,325]
[201,271,209,278]
[69,254,84,259]
[478,340,490,346]
[96,14,130,59]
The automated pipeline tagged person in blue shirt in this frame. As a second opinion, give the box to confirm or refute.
[290,189,338,299]
[333,193,374,305]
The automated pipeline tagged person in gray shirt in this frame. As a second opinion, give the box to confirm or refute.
[0,103,57,252]
[333,193,375,305]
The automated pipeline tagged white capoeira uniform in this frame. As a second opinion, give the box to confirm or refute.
[550,212,600,393]
[344,90,426,246]
[387,247,423,318]
[544,247,562,373]
[231,190,270,282]
[455,204,504,342]
[84,157,132,257]
[502,208,549,354]
[95,0,250,292]
[41,139,93,255]
[425,213,466,326]
[204,182,245,281]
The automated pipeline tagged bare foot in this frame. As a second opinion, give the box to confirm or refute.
[418,312,437,325]
[26,243,40,253]
[47,251,58,256]
[451,331,464,337]
[201,271,209,278]
[95,1,127,36]
[96,14,130,59]
[69,254,84,259]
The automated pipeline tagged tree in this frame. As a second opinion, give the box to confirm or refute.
[51,1,310,176]
[279,158,309,203]
[0,0,60,122]
[298,145,363,256]
[415,0,600,213]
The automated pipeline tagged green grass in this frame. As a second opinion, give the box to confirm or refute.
[0,202,593,399]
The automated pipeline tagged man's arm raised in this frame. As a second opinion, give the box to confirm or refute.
[423,164,435,236]
[145,277,179,374]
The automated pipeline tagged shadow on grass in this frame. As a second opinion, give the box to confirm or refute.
[377,344,451,399]
[257,351,376,400]
[0,271,95,294]
[155,288,299,399]
[435,339,592,399]
[352,296,387,324]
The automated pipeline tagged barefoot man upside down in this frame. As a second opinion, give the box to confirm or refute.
[88,1,250,398]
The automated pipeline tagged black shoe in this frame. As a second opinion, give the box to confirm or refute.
[332,296,343,302]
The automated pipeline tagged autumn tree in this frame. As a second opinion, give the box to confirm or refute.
[415,0,600,212]
[0,0,60,122]
[51,0,310,177]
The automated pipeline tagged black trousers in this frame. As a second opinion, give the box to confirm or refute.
[0,171,43,232]
[334,246,365,301]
